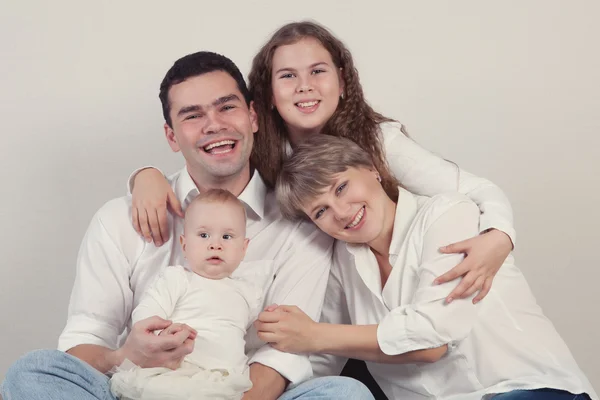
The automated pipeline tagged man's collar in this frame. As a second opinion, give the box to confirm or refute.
[175,167,267,220]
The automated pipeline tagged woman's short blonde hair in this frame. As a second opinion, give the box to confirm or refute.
[276,135,399,220]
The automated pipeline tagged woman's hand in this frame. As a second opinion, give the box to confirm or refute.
[435,229,513,304]
[255,305,318,354]
[131,168,184,246]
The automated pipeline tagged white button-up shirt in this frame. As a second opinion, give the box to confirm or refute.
[311,188,597,400]
[58,168,334,385]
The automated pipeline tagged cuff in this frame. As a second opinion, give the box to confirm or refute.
[249,345,312,387]
[479,217,516,249]
[58,314,119,352]
[376,308,444,356]
[126,166,159,195]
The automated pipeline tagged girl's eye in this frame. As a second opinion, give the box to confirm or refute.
[335,183,347,195]
[280,73,295,79]
[312,69,326,74]
[199,233,209,238]
[315,207,326,220]
[222,234,232,240]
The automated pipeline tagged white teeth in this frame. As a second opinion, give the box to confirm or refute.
[297,101,319,108]
[346,207,365,229]
[204,140,235,151]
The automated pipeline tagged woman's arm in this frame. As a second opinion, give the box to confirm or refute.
[382,122,514,302]
[257,197,482,363]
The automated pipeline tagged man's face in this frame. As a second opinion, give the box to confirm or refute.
[165,71,258,180]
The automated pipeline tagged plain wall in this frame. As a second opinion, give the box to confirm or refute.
[1,0,598,391]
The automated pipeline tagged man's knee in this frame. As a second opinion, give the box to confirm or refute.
[308,376,375,399]
[3,349,68,387]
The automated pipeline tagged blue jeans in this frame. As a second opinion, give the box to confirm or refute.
[493,388,591,399]
[1,349,374,400]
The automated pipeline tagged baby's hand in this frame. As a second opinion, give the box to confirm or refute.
[159,322,197,340]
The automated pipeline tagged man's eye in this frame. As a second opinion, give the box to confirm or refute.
[222,105,235,111]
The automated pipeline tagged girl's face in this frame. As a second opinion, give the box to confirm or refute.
[300,167,392,246]
[271,37,344,145]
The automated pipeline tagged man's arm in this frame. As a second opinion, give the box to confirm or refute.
[59,198,138,372]
[243,363,288,400]
[249,221,334,397]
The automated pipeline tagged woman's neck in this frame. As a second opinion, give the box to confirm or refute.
[367,196,397,257]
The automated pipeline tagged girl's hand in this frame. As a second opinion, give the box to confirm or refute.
[131,168,184,246]
[435,229,513,304]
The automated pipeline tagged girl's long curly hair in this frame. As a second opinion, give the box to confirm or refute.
[249,21,400,199]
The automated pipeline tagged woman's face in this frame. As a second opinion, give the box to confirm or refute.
[271,37,344,145]
[300,167,390,245]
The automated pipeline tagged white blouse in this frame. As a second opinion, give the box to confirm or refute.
[311,188,596,400]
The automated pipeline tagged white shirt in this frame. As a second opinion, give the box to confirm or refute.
[380,121,516,246]
[311,189,597,400]
[132,265,263,373]
[58,168,334,386]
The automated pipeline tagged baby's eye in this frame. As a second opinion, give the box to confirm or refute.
[222,234,233,240]
[199,233,209,239]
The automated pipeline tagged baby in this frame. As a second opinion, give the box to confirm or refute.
[110,189,261,400]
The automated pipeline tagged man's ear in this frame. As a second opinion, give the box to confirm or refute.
[165,123,180,152]
[248,101,259,134]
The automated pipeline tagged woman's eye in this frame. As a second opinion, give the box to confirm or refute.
[315,208,326,220]
[335,183,347,195]
[312,69,326,74]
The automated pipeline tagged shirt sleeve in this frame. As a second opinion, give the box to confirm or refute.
[377,197,482,355]
[126,166,165,195]
[58,198,143,352]
[131,266,187,324]
[248,221,334,387]
[310,258,351,378]
[382,122,516,246]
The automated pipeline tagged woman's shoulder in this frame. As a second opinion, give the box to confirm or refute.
[414,191,479,229]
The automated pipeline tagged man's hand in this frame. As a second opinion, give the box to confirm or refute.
[116,316,196,370]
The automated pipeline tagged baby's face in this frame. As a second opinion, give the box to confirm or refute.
[181,201,248,279]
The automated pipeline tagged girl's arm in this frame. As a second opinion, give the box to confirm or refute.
[382,122,514,302]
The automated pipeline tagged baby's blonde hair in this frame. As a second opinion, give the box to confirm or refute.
[185,189,247,230]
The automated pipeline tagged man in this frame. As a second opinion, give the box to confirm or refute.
[1,52,373,400]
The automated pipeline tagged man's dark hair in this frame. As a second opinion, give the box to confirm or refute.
[159,51,251,127]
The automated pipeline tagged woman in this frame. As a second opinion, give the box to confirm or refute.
[258,133,596,400]
[128,21,514,302]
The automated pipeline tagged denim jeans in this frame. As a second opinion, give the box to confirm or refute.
[1,349,374,400]
[493,388,592,400]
